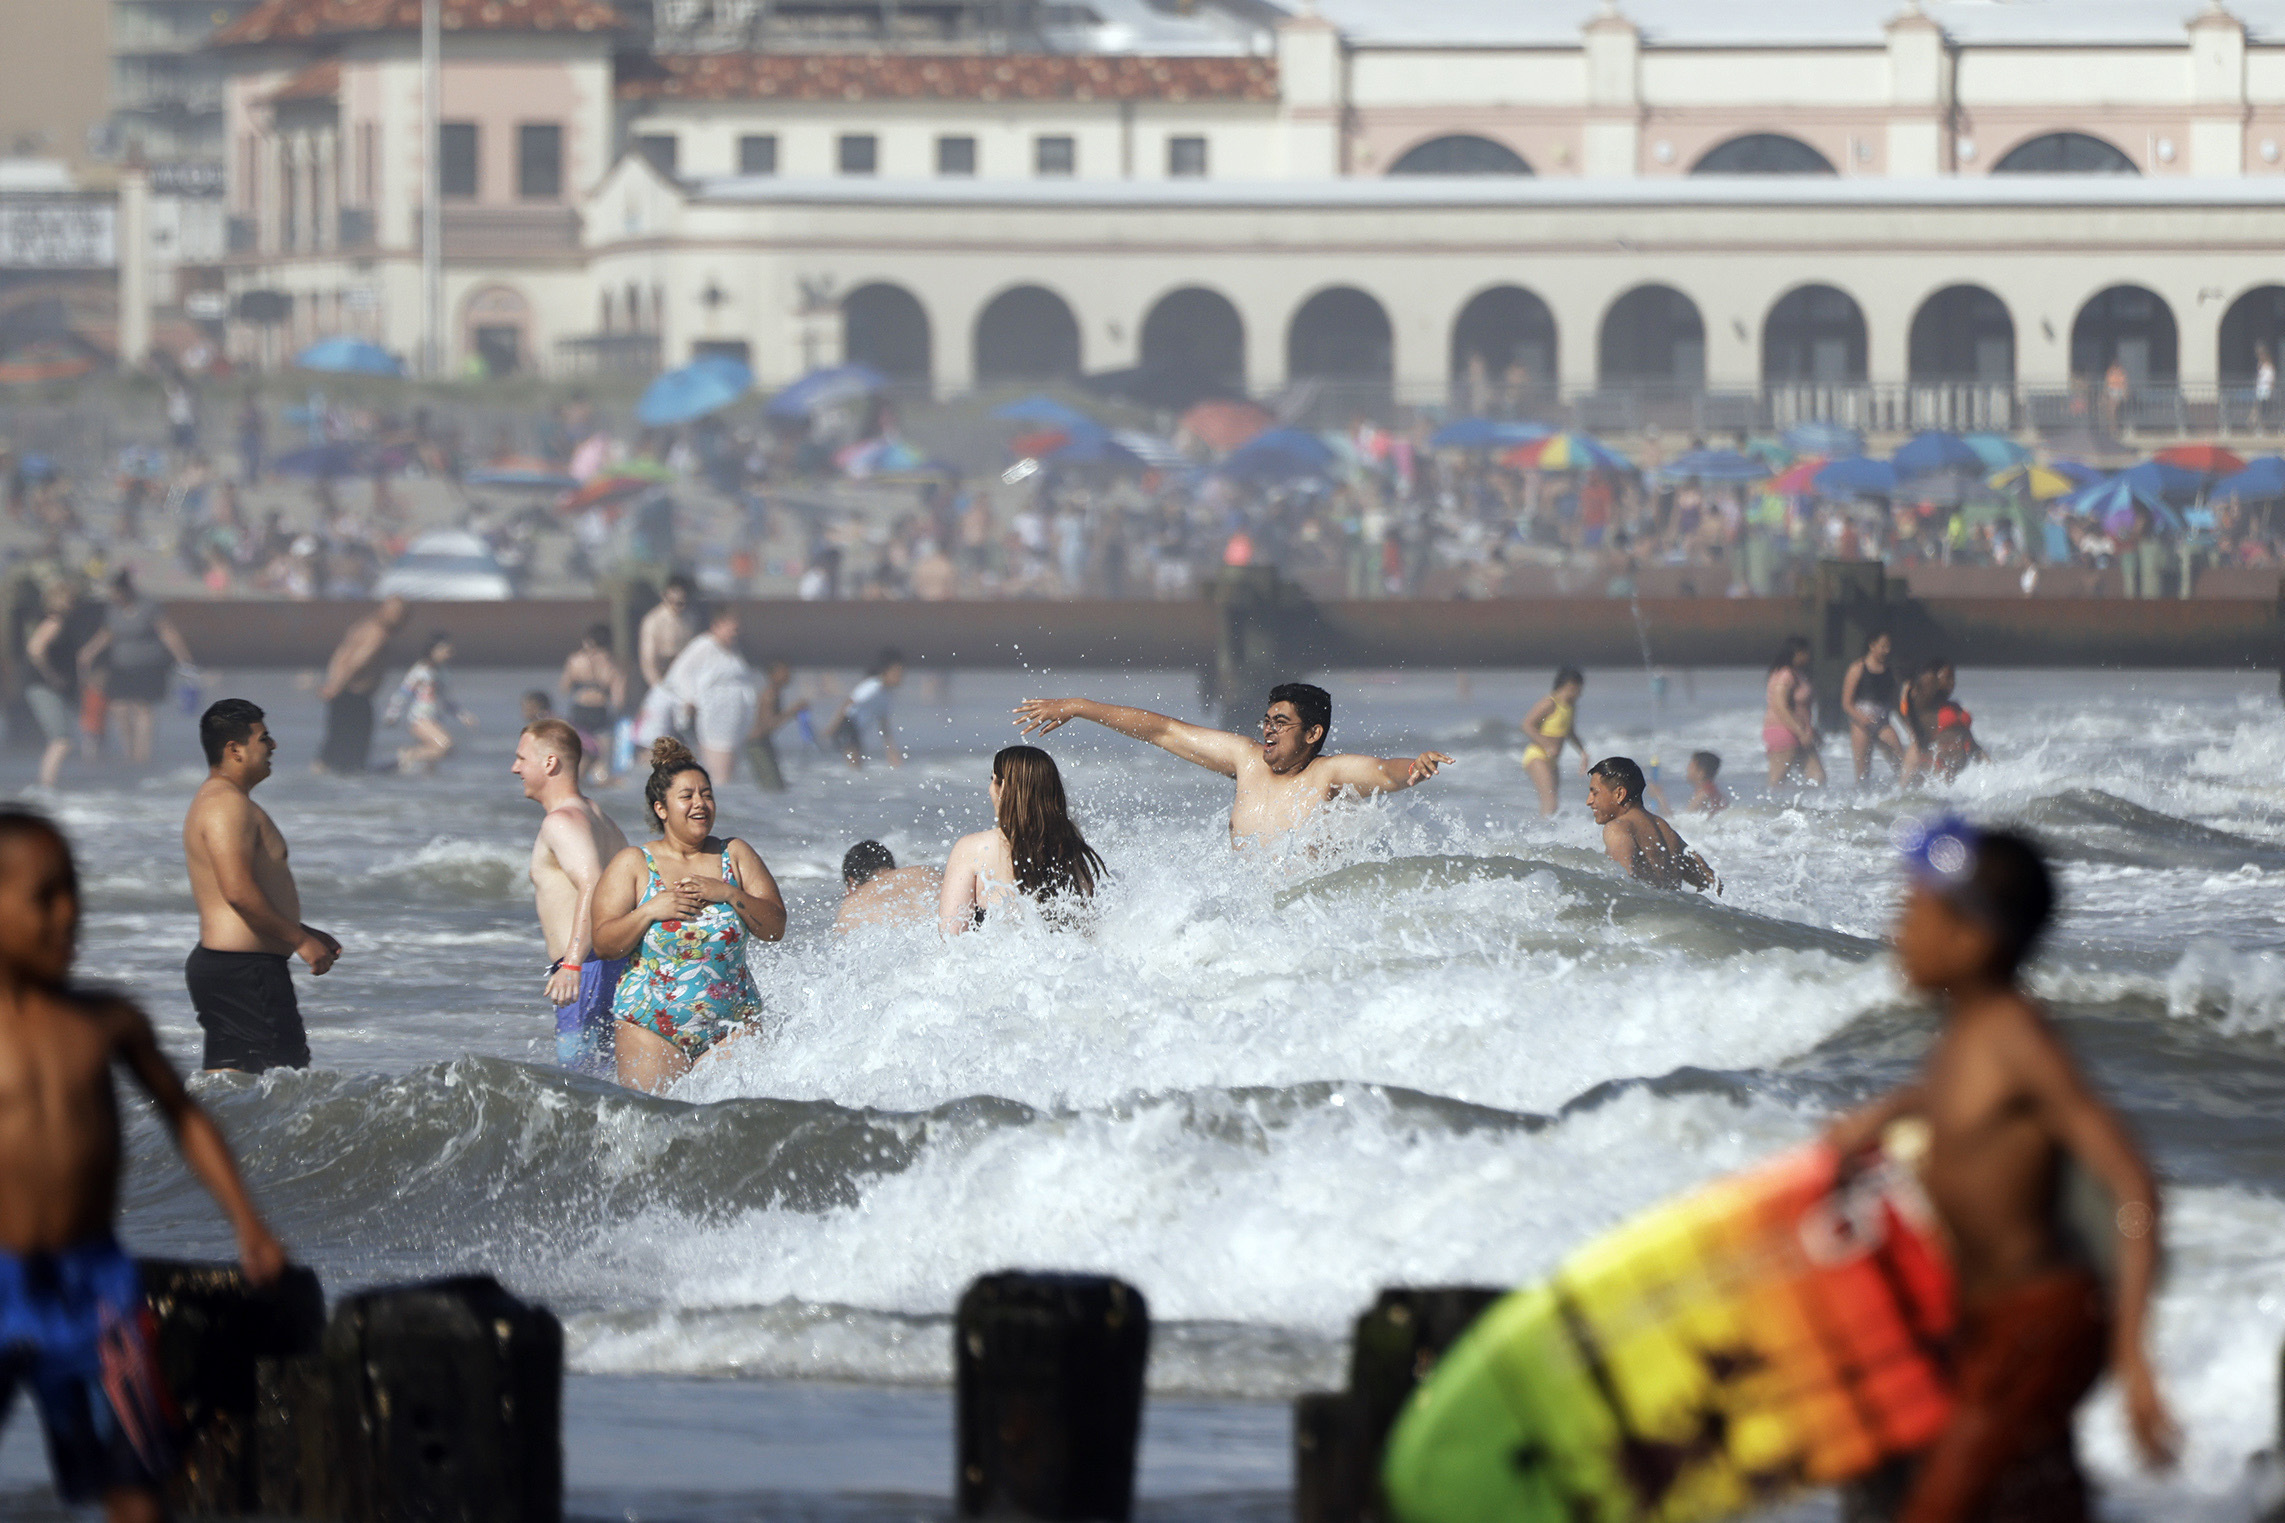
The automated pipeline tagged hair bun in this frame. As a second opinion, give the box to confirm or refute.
[650,736,697,772]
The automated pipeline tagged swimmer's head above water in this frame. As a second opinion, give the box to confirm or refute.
[1586,756,1646,822]
[842,840,895,890]
[1262,682,1332,771]
[1895,815,2054,984]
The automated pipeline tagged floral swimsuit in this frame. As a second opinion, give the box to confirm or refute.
[612,846,764,1060]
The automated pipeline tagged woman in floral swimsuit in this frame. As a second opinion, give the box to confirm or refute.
[592,737,787,1092]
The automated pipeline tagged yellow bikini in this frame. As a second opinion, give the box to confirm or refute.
[1521,697,1574,766]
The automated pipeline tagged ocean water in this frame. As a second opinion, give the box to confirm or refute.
[1,661,2283,1520]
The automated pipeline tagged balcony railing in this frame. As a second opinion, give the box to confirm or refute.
[557,333,663,377]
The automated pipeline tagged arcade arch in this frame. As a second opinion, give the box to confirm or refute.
[1139,286,1246,393]
[1762,284,1866,383]
[1691,135,1835,175]
[2071,285,2177,386]
[1387,135,1533,175]
[1598,284,1704,389]
[841,282,931,383]
[1908,285,2015,384]
[974,284,1080,383]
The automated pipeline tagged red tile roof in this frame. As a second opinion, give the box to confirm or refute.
[621,52,1279,105]
[217,0,623,46]
[264,59,342,103]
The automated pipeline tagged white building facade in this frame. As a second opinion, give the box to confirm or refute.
[216,0,2285,429]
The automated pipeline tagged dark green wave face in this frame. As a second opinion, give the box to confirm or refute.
[24,665,2285,1515]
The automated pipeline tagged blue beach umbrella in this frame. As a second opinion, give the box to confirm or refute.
[2113,458,2205,505]
[1217,427,1339,483]
[1429,417,1552,450]
[1782,420,1862,458]
[1662,448,1768,482]
[2067,474,2183,532]
[637,355,753,428]
[294,337,404,377]
[1812,456,1898,497]
[764,364,885,420]
[1892,430,1984,479]
[2213,456,2285,502]
[1961,432,2030,471]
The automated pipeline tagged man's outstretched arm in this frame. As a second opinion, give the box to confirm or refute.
[1314,750,1456,796]
[1015,697,1252,777]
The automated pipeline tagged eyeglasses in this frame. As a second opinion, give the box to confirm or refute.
[1261,716,1299,734]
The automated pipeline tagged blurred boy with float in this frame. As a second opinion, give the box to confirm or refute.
[1828,818,2175,1521]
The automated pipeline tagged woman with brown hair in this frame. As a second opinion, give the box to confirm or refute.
[593,737,786,1092]
[939,745,1106,935]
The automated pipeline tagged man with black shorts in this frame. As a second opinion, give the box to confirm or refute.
[181,700,340,1072]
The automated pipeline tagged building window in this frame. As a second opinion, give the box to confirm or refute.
[937,135,976,176]
[1168,135,1208,178]
[636,135,679,178]
[1035,135,1075,176]
[838,134,878,175]
[739,134,778,175]
[440,122,479,198]
[518,124,563,199]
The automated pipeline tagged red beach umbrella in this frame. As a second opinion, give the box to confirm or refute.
[2155,443,2246,475]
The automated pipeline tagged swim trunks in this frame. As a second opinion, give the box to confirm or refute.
[0,1239,176,1503]
[552,956,625,1078]
[184,946,311,1073]
[1896,1268,2107,1523]
[612,846,764,1062]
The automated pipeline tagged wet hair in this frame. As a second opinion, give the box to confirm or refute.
[869,647,904,676]
[522,689,553,715]
[1863,628,1891,651]
[992,745,1104,902]
[0,807,73,893]
[585,621,612,647]
[200,698,266,766]
[522,717,582,769]
[1689,750,1721,780]
[1552,666,1584,691]
[843,839,895,888]
[643,736,710,830]
[1267,682,1332,758]
[663,574,695,598]
[1589,756,1647,807]
[1950,830,2056,977]
[1769,636,1812,675]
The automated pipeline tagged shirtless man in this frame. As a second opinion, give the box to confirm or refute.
[833,840,942,932]
[1828,820,2174,1519]
[315,595,406,774]
[0,808,286,1522]
[511,719,629,1079]
[182,700,339,1073]
[1014,682,1452,846]
[637,574,696,691]
[1585,757,1718,892]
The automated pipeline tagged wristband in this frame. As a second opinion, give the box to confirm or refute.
[560,961,583,974]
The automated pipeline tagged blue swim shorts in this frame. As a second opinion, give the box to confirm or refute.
[0,1239,175,1502]
[554,956,625,1079]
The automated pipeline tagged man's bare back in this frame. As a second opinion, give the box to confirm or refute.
[1013,688,1450,847]
[531,797,629,963]
[320,596,404,701]
[836,864,941,932]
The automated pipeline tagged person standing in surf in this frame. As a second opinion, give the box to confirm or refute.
[383,631,476,775]
[558,623,625,786]
[940,746,1107,934]
[1585,757,1718,892]
[1013,683,1452,847]
[512,719,630,1080]
[1763,637,1826,788]
[592,738,785,1093]
[0,807,289,1522]
[1841,630,1904,785]
[1827,819,2176,1519]
[1519,667,1590,817]
[315,596,406,774]
[181,700,339,1073]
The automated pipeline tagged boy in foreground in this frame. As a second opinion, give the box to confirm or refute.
[0,807,285,1520]
[1829,818,2175,1521]
[1586,758,1718,892]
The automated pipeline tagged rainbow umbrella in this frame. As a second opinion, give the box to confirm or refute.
[1505,432,1633,473]
[1987,464,2079,501]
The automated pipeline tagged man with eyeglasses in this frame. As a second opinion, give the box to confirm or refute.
[1015,682,1451,847]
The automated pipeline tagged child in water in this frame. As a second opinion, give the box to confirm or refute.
[1686,750,1727,814]
[1520,667,1589,817]
[1828,819,2175,1520]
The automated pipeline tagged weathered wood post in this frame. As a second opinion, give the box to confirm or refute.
[956,1272,1150,1522]
[141,1258,326,1517]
